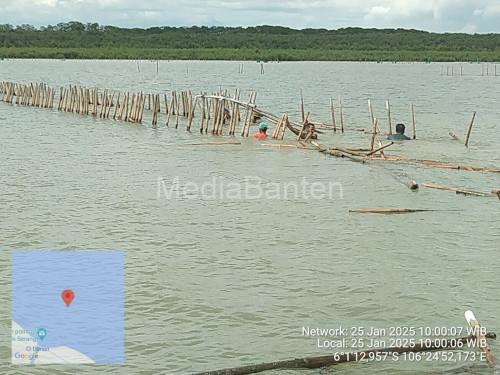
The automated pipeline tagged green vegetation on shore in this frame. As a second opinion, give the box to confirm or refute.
[1,22,500,61]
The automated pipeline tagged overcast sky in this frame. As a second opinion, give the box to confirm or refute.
[2,0,500,33]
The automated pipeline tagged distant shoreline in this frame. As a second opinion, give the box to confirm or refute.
[1,47,500,62]
[3,23,500,62]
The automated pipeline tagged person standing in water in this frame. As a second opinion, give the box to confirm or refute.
[253,121,268,140]
[388,123,411,141]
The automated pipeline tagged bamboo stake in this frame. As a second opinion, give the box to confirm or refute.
[279,114,288,140]
[123,93,130,121]
[187,96,198,131]
[464,111,476,148]
[330,98,336,132]
[175,94,180,128]
[113,93,121,120]
[369,118,378,151]
[368,99,375,129]
[139,93,146,123]
[339,96,344,133]
[300,89,305,122]
[411,103,416,140]
[386,100,392,135]
[200,95,206,133]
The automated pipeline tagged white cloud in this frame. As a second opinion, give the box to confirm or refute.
[0,0,500,32]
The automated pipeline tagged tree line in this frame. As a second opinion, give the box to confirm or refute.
[1,22,500,61]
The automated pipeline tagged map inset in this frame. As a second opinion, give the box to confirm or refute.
[11,250,124,364]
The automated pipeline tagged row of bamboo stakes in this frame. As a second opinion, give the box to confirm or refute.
[0,81,411,145]
[440,64,500,76]
[0,81,480,151]
[0,81,55,108]
[0,81,295,138]
[1,80,498,196]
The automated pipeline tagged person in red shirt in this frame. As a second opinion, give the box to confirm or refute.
[253,122,269,140]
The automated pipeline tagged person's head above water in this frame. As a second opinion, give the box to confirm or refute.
[395,123,406,135]
[258,121,268,133]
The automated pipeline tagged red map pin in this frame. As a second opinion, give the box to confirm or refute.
[61,290,75,307]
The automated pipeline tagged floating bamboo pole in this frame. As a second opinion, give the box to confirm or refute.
[350,208,436,214]
[422,183,494,197]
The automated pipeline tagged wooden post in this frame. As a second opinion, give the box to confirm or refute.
[279,114,288,140]
[175,93,180,128]
[339,96,344,133]
[187,96,198,131]
[464,111,476,148]
[368,99,375,129]
[300,89,305,123]
[386,100,393,135]
[330,98,336,132]
[200,95,206,133]
[369,118,378,151]
[411,103,416,140]
[113,93,121,120]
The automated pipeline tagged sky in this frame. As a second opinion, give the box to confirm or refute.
[2,0,500,33]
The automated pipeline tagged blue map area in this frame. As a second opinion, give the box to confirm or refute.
[12,250,124,364]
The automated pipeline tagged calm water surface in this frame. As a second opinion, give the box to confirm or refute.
[0,60,499,374]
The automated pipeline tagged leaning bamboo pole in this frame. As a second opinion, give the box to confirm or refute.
[464,111,476,148]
